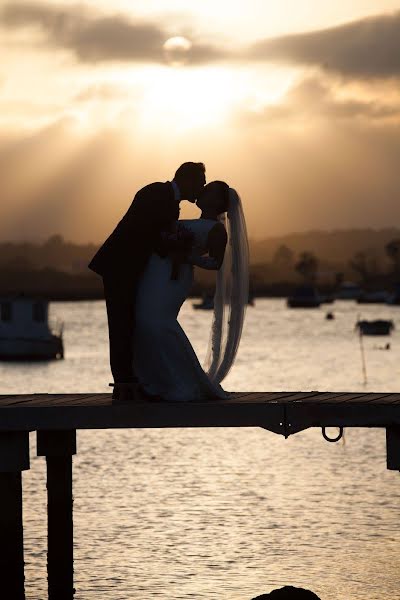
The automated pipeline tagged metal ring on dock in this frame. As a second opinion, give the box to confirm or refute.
[322,427,344,443]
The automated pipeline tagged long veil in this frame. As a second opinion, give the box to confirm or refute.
[204,188,249,384]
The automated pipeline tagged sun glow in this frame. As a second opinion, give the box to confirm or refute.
[137,67,248,133]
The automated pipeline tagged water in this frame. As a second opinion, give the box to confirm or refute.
[1,299,399,600]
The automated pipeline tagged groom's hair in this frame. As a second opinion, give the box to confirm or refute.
[174,162,205,180]
[251,587,321,600]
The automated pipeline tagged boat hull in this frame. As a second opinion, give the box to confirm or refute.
[0,336,64,360]
[287,298,320,308]
[356,320,394,336]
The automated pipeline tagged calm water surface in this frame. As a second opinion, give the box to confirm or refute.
[1,299,399,600]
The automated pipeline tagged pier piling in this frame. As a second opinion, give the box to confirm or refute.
[37,430,76,600]
[386,426,400,471]
[0,431,30,600]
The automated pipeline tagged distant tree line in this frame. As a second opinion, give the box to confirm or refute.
[1,234,400,299]
[267,238,400,289]
[0,235,97,273]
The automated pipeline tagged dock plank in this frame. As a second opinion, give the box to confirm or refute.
[360,393,400,404]
[0,394,110,407]
[2,392,400,408]
[0,392,400,434]
[333,393,398,404]
[228,392,298,403]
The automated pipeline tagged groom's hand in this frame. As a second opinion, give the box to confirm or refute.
[159,228,194,253]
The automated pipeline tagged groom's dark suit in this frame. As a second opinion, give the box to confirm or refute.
[89,182,179,383]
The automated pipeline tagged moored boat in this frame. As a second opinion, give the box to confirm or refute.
[287,285,321,308]
[0,296,64,360]
[335,281,361,300]
[357,291,390,304]
[356,319,394,336]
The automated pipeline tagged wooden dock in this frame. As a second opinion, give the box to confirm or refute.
[1,391,399,599]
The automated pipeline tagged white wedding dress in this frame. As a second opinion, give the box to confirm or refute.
[133,218,228,402]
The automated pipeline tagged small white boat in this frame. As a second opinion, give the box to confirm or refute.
[0,296,64,360]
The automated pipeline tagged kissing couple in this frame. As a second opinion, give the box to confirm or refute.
[89,162,249,402]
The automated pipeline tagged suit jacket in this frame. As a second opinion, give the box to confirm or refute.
[88,181,179,282]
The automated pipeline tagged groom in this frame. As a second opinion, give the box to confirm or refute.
[89,162,206,401]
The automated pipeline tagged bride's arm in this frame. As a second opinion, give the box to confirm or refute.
[187,223,227,270]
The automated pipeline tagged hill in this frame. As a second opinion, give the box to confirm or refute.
[250,228,400,264]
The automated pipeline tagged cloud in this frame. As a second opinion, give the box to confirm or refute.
[244,77,400,124]
[1,1,224,64]
[74,83,130,103]
[0,118,142,240]
[2,2,400,79]
[2,88,400,244]
[227,73,400,237]
[250,11,400,79]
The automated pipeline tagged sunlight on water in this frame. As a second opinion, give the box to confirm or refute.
[1,299,399,599]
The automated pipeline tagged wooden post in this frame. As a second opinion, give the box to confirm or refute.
[0,431,30,600]
[37,430,76,600]
[386,426,400,471]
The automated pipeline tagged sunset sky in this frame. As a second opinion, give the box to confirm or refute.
[1,1,400,242]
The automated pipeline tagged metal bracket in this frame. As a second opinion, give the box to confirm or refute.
[322,427,344,443]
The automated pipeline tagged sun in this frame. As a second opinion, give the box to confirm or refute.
[163,36,192,67]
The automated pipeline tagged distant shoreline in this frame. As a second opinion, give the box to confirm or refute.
[0,290,285,302]
[1,266,398,302]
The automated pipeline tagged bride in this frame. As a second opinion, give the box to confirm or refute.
[134,180,249,401]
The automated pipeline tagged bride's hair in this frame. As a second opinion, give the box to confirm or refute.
[203,180,230,214]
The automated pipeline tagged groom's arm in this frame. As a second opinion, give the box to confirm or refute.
[155,223,194,257]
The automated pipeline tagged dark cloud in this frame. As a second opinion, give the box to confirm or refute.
[1,1,224,64]
[3,2,400,78]
[250,11,400,79]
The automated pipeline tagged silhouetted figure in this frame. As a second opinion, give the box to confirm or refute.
[133,181,233,402]
[251,586,321,600]
[89,162,206,400]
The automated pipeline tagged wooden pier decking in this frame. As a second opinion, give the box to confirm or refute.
[1,391,400,599]
[2,390,400,434]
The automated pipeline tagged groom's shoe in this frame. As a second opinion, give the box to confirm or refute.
[110,382,142,403]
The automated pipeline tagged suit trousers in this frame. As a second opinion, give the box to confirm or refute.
[103,276,137,383]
